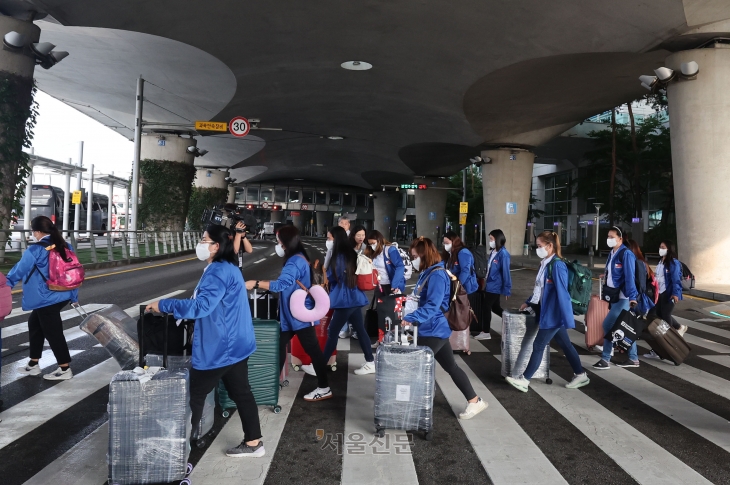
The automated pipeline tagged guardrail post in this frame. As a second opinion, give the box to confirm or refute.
[121,232,129,259]
[183,232,190,251]
[69,232,77,252]
[107,232,114,261]
[174,232,180,253]
[154,232,160,255]
[144,231,150,257]
[162,232,168,255]
[89,230,98,263]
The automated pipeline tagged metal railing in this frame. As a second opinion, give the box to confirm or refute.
[0,229,202,266]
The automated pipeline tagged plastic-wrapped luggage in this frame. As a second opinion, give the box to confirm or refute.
[501,309,551,383]
[644,318,691,365]
[78,304,139,370]
[449,328,471,354]
[374,325,435,440]
[108,368,191,485]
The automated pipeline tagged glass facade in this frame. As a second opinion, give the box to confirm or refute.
[543,173,571,241]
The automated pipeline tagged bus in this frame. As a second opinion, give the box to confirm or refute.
[14,185,113,234]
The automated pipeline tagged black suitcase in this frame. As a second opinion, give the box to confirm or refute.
[137,305,192,363]
[468,290,487,334]
[366,295,379,338]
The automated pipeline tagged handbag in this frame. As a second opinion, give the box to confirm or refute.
[602,284,621,304]
[605,309,646,352]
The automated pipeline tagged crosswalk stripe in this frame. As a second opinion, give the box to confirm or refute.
[1,304,109,338]
[436,355,568,484]
[190,367,305,484]
[698,354,730,368]
[501,356,713,485]
[681,333,730,353]
[637,355,730,401]
[1,349,85,387]
[674,315,730,341]
[0,358,118,450]
[579,355,730,453]
[343,354,419,485]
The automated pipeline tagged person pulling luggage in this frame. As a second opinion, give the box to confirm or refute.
[442,231,479,294]
[474,229,512,341]
[245,226,332,402]
[8,216,79,381]
[366,230,406,349]
[402,237,488,420]
[338,225,369,340]
[146,225,264,458]
[505,231,590,392]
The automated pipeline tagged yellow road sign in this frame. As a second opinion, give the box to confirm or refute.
[459,213,467,225]
[459,202,469,214]
[72,190,82,204]
[195,121,228,132]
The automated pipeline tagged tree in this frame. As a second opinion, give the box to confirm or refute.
[445,165,484,244]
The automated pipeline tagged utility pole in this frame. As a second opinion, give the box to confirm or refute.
[461,168,467,241]
[131,76,144,257]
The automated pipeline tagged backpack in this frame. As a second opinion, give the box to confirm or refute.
[418,267,475,331]
[548,258,592,315]
[679,261,695,291]
[25,242,85,291]
[472,246,488,279]
[355,254,380,291]
[388,243,413,280]
[0,272,12,318]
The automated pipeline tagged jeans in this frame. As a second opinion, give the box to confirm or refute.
[419,337,477,401]
[28,300,72,365]
[190,358,261,442]
[280,326,329,389]
[601,299,638,362]
[324,306,373,363]
[512,304,540,378]
[523,326,584,380]
[653,291,680,330]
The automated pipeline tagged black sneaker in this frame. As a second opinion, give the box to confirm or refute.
[616,360,640,368]
[226,440,265,458]
[592,359,610,370]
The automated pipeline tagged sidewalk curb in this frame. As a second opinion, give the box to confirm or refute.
[81,250,196,271]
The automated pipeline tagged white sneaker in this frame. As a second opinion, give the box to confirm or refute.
[301,364,317,376]
[303,387,332,402]
[594,345,604,352]
[352,332,359,340]
[474,332,491,341]
[19,363,41,376]
[505,376,530,392]
[44,367,73,380]
[643,350,661,360]
[565,373,590,389]
[354,361,375,375]
[371,341,380,350]
[678,324,688,336]
[339,328,352,339]
[459,398,488,419]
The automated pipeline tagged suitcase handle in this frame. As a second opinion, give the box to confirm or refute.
[139,305,169,369]
[71,302,88,318]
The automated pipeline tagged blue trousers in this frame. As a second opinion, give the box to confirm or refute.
[523,326,584,380]
[323,306,373,363]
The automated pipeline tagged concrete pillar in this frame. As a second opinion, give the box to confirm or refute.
[194,168,227,189]
[374,191,399,240]
[291,211,305,232]
[481,148,535,256]
[666,46,730,285]
[415,178,449,242]
[227,185,236,204]
[316,211,331,237]
[270,211,284,223]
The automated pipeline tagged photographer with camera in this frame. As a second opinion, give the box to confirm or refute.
[233,220,253,272]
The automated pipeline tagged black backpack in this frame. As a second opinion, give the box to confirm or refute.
[472,246,488,279]
[679,261,695,290]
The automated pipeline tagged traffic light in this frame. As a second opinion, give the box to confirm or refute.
[246,204,255,210]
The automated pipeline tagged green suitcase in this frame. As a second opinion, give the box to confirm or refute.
[249,319,282,413]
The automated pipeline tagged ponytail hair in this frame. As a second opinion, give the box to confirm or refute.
[536,230,562,258]
[31,215,69,260]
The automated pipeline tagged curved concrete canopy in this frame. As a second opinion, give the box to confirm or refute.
[7,0,730,187]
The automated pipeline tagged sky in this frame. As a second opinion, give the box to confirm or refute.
[28,91,134,200]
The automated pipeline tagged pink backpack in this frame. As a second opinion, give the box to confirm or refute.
[0,273,12,318]
[26,243,85,291]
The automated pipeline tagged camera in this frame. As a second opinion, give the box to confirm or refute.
[201,204,257,234]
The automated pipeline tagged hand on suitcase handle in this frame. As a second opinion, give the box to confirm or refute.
[145,301,161,313]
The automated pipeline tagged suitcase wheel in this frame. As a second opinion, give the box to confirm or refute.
[425,430,433,441]
[273,405,282,414]
[280,379,289,388]
[330,364,337,372]
[196,438,206,449]
[546,378,553,385]
[376,427,385,438]
[292,365,301,372]
[186,463,194,476]
[180,480,191,485]
[222,410,230,418]
[464,351,471,356]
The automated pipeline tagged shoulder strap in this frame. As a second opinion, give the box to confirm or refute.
[546,256,563,280]
[24,242,53,284]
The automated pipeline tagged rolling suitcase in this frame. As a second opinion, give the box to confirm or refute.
[78,304,140,370]
[644,318,691,365]
[501,309,551,383]
[585,295,609,351]
[291,309,337,371]
[249,289,278,320]
[374,324,435,441]
[248,290,284,413]
[108,309,191,485]
[467,290,487,334]
[449,329,471,355]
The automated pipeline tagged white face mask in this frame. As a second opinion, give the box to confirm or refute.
[325,240,334,250]
[196,243,211,261]
[275,244,286,258]
[659,248,668,257]
[412,257,421,271]
[607,238,618,248]
[370,243,377,251]
[443,243,452,252]
[536,246,548,259]
[30,233,38,242]
[489,240,496,249]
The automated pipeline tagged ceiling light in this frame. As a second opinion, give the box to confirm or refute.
[294,178,304,181]
[186,145,197,154]
[327,136,344,140]
[654,67,676,83]
[680,61,699,79]
[341,61,373,71]
[313,163,324,166]
[3,31,26,51]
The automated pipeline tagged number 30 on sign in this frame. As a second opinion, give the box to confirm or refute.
[229,117,251,137]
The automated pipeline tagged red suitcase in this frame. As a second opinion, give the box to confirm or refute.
[585,281,609,350]
[291,310,337,371]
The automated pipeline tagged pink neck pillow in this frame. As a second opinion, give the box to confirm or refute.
[290,281,330,322]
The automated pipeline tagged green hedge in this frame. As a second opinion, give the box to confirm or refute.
[138,159,196,230]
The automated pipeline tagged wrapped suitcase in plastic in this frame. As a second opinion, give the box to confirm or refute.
[644,318,691,365]
[78,304,139,370]
[374,325,435,441]
[291,309,337,371]
[449,328,471,354]
[501,309,552,383]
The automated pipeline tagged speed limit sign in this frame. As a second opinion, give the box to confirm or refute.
[229,116,250,137]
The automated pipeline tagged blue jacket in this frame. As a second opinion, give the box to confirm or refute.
[485,249,512,296]
[327,255,369,308]
[539,258,575,330]
[661,258,683,300]
[158,261,256,371]
[406,262,451,339]
[269,253,317,331]
[6,236,79,310]
[605,245,638,301]
[382,246,406,293]
[447,248,479,294]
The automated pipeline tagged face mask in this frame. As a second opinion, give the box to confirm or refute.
[536,247,548,259]
[607,238,618,248]
[30,234,38,242]
[370,243,377,251]
[489,241,496,249]
[196,243,211,261]
[412,257,421,271]
[443,243,452,252]
[275,244,286,258]
[659,248,668,257]
[326,240,334,250]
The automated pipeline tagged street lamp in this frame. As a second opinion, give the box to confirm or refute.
[588,203,603,268]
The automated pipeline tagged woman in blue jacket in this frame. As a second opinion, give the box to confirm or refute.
[366,230,406,347]
[506,231,589,392]
[246,226,331,402]
[147,225,264,458]
[593,226,640,370]
[7,216,79,381]
[402,237,487,420]
[322,226,374,374]
[476,229,512,341]
[442,231,478,294]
